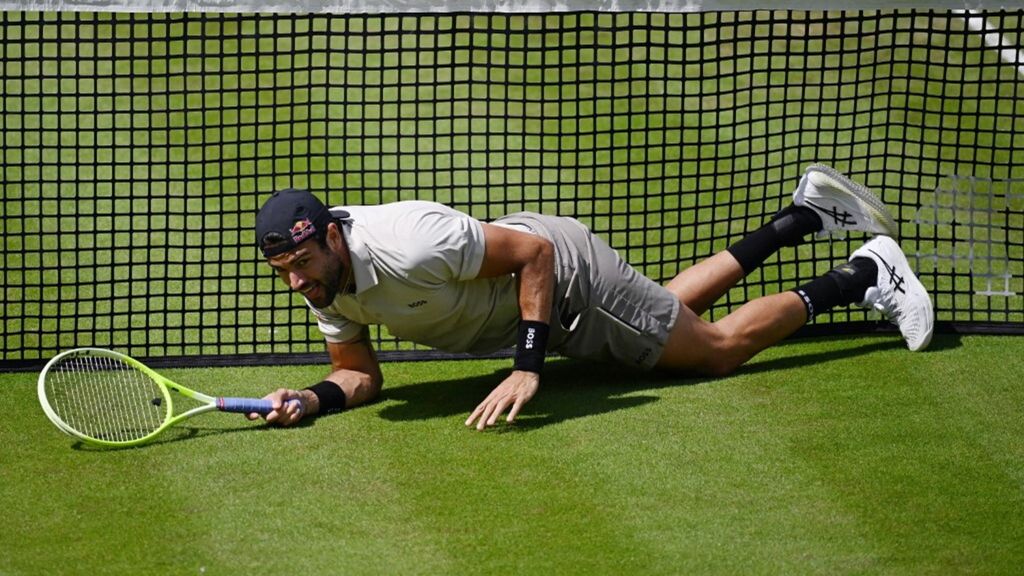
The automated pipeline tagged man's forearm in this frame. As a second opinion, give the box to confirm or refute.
[304,369,382,415]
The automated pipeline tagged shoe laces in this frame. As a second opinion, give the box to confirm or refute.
[863,248,909,323]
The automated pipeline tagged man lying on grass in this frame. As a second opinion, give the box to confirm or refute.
[249,164,933,430]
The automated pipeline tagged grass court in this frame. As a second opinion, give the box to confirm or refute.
[3,333,1022,574]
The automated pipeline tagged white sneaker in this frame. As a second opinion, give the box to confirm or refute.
[850,236,934,351]
[794,164,899,238]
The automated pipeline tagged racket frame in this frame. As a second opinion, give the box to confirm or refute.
[39,348,231,447]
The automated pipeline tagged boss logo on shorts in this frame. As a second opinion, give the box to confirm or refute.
[408,300,428,308]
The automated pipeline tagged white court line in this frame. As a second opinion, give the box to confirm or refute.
[956,9,1024,80]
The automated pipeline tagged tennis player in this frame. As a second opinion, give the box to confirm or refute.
[250,164,933,430]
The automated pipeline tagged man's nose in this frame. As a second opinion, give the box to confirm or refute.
[289,271,307,291]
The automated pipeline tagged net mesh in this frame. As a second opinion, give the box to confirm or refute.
[3,10,1023,368]
[40,353,167,442]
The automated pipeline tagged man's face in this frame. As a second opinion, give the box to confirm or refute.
[267,237,346,308]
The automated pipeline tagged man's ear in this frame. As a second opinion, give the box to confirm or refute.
[326,221,345,254]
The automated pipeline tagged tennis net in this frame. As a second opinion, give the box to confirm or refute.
[2,10,1022,369]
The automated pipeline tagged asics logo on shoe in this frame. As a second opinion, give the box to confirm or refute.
[868,249,906,295]
[805,200,856,226]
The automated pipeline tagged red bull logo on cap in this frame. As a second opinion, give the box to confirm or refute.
[290,218,317,244]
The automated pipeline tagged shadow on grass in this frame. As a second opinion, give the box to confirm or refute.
[69,417,318,451]
[378,332,952,431]
[916,331,962,353]
[378,359,694,431]
[70,333,957,446]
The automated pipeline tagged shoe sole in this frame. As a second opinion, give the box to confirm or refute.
[803,164,899,238]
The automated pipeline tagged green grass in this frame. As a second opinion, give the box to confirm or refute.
[3,333,1022,574]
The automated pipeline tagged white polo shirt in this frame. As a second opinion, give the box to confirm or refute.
[307,201,522,354]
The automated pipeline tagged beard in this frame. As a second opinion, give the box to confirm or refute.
[304,254,347,308]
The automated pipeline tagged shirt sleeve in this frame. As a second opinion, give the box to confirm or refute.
[308,303,365,344]
[402,203,486,283]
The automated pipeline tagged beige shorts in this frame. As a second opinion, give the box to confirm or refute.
[496,212,680,370]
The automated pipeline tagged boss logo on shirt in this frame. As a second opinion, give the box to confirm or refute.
[408,300,428,308]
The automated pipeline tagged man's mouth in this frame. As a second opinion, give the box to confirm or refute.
[301,284,321,300]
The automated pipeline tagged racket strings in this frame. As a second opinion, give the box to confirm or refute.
[46,355,167,442]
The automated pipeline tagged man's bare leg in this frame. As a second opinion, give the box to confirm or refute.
[655,291,808,376]
[656,242,879,376]
[654,165,919,375]
[656,206,820,374]
[665,201,825,315]
[664,251,745,316]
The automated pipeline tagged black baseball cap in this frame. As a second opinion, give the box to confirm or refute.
[255,188,350,258]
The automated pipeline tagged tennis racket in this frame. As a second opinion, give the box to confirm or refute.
[38,347,296,447]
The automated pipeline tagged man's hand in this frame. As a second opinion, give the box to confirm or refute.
[246,388,309,426]
[465,370,540,431]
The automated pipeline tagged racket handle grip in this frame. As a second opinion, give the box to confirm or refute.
[217,397,295,415]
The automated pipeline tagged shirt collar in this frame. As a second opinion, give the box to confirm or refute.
[341,219,378,295]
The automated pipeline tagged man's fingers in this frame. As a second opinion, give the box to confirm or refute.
[468,373,539,430]
[281,399,303,425]
[465,402,487,427]
[484,396,513,428]
[478,391,522,430]
[466,386,503,427]
[473,398,501,430]
[507,397,526,423]
[271,388,290,411]
[476,401,498,430]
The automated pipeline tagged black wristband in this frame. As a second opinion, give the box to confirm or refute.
[304,381,347,415]
[513,320,550,374]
